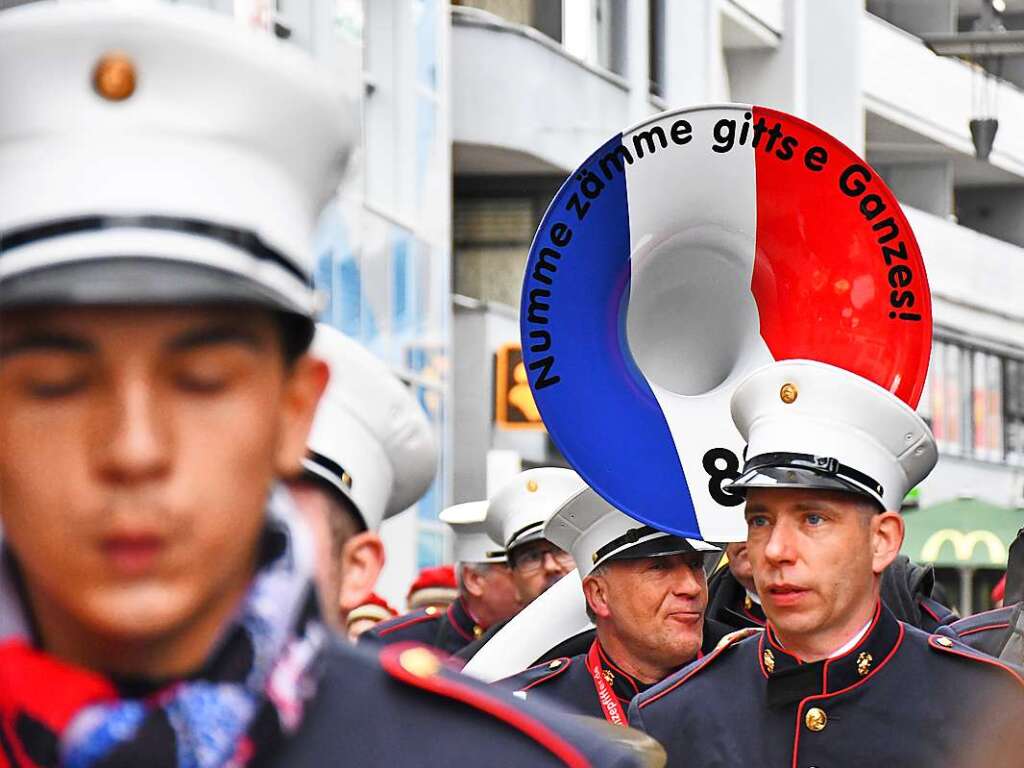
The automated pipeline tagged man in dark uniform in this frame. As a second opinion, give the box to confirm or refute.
[0,5,644,766]
[630,360,1024,767]
[706,541,766,629]
[454,468,583,661]
[499,487,724,724]
[945,527,1023,663]
[361,502,518,655]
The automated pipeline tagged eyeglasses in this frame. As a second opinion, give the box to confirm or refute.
[510,543,575,575]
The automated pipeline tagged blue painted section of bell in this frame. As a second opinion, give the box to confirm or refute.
[519,133,700,539]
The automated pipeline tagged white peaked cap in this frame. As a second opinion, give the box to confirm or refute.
[545,488,720,579]
[440,502,508,564]
[727,360,938,512]
[0,1,353,314]
[486,468,588,553]
[303,324,437,530]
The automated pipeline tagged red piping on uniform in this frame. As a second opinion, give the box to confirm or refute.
[596,642,640,697]
[380,644,591,768]
[742,605,766,626]
[918,598,940,622]
[376,612,439,637]
[639,643,731,709]
[789,622,905,768]
[927,636,1024,688]
[957,622,1010,638]
[447,601,474,642]
[820,602,882,693]
[519,659,572,692]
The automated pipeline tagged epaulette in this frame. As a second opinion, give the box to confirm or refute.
[917,595,957,628]
[638,628,760,711]
[511,657,573,692]
[927,633,1024,687]
[373,606,443,638]
[947,605,1013,639]
[379,644,590,768]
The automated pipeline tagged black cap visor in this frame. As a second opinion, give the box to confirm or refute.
[727,462,883,509]
[0,258,308,314]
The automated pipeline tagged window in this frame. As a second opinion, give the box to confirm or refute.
[1006,358,1024,465]
[649,0,665,97]
[925,337,1023,463]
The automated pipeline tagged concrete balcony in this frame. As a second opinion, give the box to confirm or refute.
[906,204,1024,348]
[451,7,632,175]
[863,11,1024,184]
[721,0,782,50]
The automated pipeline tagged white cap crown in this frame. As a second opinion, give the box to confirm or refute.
[545,488,719,578]
[729,360,937,511]
[440,501,507,564]
[304,325,437,529]
[486,468,588,552]
[0,1,353,313]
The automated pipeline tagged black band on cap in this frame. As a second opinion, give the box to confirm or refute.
[507,520,544,549]
[593,525,662,564]
[304,450,353,493]
[741,452,884,499]
[0,215,311,287]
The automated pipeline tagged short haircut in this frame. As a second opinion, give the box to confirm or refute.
[274,312,315,367]
[583,562,608,622]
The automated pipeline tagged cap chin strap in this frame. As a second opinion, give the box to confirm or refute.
[740,451,884,501]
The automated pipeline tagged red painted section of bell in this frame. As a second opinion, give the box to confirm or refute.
[750,105,932,407]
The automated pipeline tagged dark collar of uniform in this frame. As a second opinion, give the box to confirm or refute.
[592,640,652,700]
[709,568,766,629]
[446,598,484,642]
[759,602,904,708]
[740,592,766,626]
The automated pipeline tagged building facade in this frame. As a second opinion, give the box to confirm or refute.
[450,0,1024,612]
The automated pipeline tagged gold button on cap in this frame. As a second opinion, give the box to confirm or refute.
[526,479,539,492]
[399,647,441,678]
[805,707,827,732]
[93,53,136,101]
[780,383,798,404]
[425,606,438,615]
[935,636,954,648]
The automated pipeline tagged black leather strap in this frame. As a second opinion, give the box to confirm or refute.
[0,214,310,286]
[741,451,883,499]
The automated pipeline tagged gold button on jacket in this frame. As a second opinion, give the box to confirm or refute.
[804,707,827,732]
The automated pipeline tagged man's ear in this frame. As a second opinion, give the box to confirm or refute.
[338,531,386,615]
[461,565,487,599]
[274,354,329,477]
[582,573,612,620]
[871,510,905,576]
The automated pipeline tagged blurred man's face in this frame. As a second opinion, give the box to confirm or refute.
[587,553,708,672]
[743,487,899,655]
[0,306,325,675]
[508,539,575,605]
[725,541,755,593]
[477,563,520,621]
